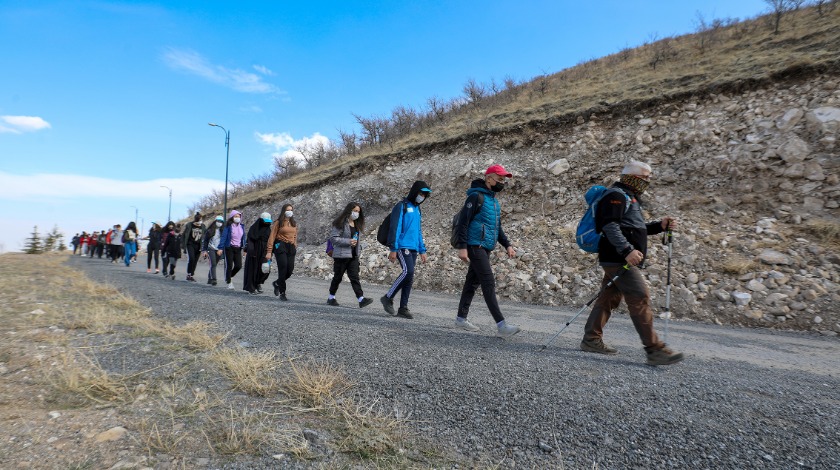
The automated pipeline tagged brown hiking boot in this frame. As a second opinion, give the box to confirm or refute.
[646,346,684,366]
[580,339,618,355]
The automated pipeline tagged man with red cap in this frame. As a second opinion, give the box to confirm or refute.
[452,164,520,337]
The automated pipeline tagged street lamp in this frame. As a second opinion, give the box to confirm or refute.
[208,123,230,218]
[130,205,138,227]
[160,185,172,222]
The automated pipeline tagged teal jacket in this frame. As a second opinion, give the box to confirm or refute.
[455,179,511,251]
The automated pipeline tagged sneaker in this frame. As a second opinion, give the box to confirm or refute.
[273,281,280,297]
[396,306,413,319]
[359,298,373,308]
[256,286,263,294]
[646,346,684,366]
[227,282,234,290]
[279,293,288,301]
[248,290,258,295]
[211,280,217,286]
[154,269,160,274]
[170,274,176,280]
[454,318,480,332]
[207,279,213,285]
[147,269,151,273]
[580,339,618,355]
[380,295,395,315]
[327,298,340,307]
[497,323,521,338]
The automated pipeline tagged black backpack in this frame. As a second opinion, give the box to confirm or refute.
[376,202,409,247]
[450,193,484,248]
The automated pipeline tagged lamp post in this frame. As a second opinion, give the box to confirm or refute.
[208,123,230,218]
[130,205,138,227]
[160,185,172,222]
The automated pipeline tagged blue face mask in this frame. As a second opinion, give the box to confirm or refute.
[415,195,425,204]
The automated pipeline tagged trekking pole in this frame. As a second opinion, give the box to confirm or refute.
[538,264,630,351]
[661,223,673,343]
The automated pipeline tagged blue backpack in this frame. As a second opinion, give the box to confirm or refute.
[575,186,630,253]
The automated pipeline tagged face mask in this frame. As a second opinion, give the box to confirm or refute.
[619,174,650,195]
[350,211,360,220]
[490,182,505,192]
[233,217,241,224]
[215,221,223,227]
[415,195,425,204]
[285,211,294,218]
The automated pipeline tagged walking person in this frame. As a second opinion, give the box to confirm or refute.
[327,202,374,308]
[96,230,106,258]
[202,216,225,286]
[144,222,162,273]
[122,222,138,267]
[380,181,432,319]
[71,233,80,255]
[219,210,245,290]
[110,225,124,263]
[265,204,298,301]
[452,164,520,337]
[79,232,88,257]
[181,212,205,282]
[160,221,181,280]
[242,212,272,295]
[580,161,684,366]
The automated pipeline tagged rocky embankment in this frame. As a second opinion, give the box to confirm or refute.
[237,75,840,335]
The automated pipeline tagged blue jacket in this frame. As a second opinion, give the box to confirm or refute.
[218,223,245,250]
[387,200,426,254]
[456,179,510,251]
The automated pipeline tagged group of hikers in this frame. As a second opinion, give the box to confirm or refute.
[74,162,683,366]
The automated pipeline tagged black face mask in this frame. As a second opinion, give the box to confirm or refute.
[490,182,505,192]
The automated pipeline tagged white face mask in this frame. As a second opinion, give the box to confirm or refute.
[285,211,294,218]
[215,221,223,227]
[233,217,241,224]
[350,211,360,220]
[415,195,425,204]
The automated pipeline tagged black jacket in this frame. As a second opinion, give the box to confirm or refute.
[182,222,206,249]
[146,229,161,249]
[596,182,663,266]
[162,231,182,259]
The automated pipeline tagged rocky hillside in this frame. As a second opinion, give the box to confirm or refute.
[232,72,839,336]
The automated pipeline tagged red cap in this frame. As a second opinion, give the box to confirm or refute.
[485,164,512,178]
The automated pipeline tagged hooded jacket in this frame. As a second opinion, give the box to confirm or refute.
[596,181,664,266]
[386,180,429,253]
[454,179,510,251]
[219,211,245,250]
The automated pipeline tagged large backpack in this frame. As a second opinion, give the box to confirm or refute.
[376,202,409,247]
[450,193,485,248]
[575,186,630,253]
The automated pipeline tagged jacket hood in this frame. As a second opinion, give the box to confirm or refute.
[466,178,493,197]
[406,180,432,204]
[228,210,241,219]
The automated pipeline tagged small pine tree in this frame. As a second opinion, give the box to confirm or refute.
[43,225,65,252]
[25,226,44,254]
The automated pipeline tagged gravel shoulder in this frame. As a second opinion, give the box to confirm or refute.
[71,255,840,469]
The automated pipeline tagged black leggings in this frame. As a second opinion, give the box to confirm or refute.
[329,257,363,298]
[185,244,201,276]
[273,242,296,294]
[224,247,242,283]
[457,246,504,323]
[147,247,160,270]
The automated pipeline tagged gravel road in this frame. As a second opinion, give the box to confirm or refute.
[70,255,840,469]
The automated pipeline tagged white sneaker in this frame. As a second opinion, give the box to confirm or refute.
[497,323,521,338]
[227,282,234,290]
[454,318,480,332]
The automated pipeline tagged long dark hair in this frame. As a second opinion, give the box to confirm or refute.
[125,221,137,233]
[164,221,175,232]
[331,202,364,233]
[205,218,222,238]
[278,203,296,228]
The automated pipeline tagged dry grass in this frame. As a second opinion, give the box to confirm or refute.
[807,218,840,248]
[49,349,132,404]
[338,400,403,458]
[720,256,758,275]
[202,406,277,455]
[282,359,355,409]
[211,347,283,397]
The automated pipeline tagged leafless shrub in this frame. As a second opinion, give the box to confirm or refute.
[462,78,487,107]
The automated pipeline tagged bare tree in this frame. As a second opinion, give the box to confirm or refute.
[765,0,791,34]
[427,96,447,122]
[462,78,486,107]
[337,128,358,155]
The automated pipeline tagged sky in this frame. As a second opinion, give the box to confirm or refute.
[0,0,769,252]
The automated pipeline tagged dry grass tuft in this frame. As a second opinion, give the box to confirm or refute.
[338,400,403,458]
[202,407,275,455]
[807,219,840,248]
[49,349,132,404]
[720,256,757,275]
[283,359,354,409]
[137,416,190,454]
[211,347,282,397]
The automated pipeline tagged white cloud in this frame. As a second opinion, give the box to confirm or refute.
[0,172,225,202]
[0,115,51,134]
[253,64,274,76]
[162,47,280,94]
[239,105,263,113]
[255,131,331,162]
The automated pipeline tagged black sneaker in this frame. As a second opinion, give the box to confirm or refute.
[211,280,217,286]
[207,279,213,285]
[256,287,263,294]
[646,346,684,366]
[396,306,413,319]
[580,339,618,355]
[327,298,339,307]
[273,281,280,297]
[359,298,373,308]
[279,293,288,301]
[380,295,395,315]
[248,290,258,295]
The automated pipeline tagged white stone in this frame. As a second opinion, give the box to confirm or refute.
[747,279,767,292]
[687,273,699,284]
[814,316,823,324]
[714,290,731,302]
[732,291,752,306]
[758,249,792,265]
[776,108,804,131]
[777,136,810,163]
[803,161,825,181]
[546,158,571,175]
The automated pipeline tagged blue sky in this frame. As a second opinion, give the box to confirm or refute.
[0,0,768,251]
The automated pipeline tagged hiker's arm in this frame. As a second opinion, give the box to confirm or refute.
[454,194,481,249]
[599,193,633,257]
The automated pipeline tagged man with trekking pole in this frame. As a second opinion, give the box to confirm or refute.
[580,161,683,366]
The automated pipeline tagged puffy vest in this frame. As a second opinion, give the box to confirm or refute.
[466,187,501,250]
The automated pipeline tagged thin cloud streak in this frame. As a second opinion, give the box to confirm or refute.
[0,115,51,134]
[162,47,280,94]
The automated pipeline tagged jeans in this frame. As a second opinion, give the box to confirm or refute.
[457,246,504,323]
[386,249,417,308]
[208,250,220,281]
[273,241,296,294]
[330,257,363,298]
[123,242,136,266]
[583,266,664,351]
